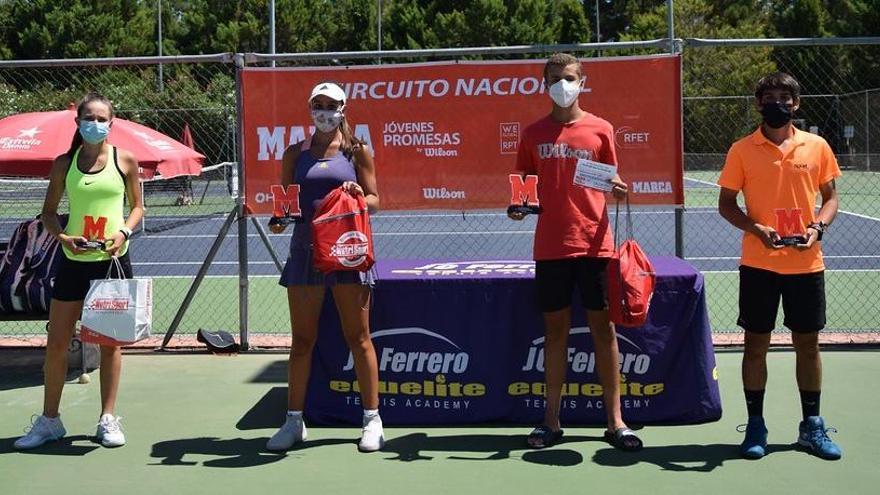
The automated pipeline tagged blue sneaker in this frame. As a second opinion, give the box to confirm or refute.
[738,416,768,459]
[797,416,842,460]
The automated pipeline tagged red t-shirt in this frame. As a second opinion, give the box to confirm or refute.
[515,113,617,260]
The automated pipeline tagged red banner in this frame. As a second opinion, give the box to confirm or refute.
[241,56,682,213]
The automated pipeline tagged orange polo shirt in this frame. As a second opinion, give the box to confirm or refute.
[718,127,841,274]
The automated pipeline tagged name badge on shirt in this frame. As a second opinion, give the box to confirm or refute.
[574,159,617,192]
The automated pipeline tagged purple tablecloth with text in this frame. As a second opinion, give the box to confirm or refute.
[304,256,722,425]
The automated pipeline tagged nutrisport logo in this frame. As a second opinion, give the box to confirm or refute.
[510,327,664,411]
[330,231,370,267]
[0,127,43,150]
[332,327,485,411]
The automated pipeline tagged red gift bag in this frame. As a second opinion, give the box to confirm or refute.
[311,187,375,273]
[607,199,656,327]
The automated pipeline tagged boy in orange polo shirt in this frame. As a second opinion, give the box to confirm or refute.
[718,72,841,460]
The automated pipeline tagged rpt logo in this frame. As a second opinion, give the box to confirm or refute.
[499,122,520,155]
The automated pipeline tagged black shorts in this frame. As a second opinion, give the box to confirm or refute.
[535,257,609,313]
[737,265,826,333]
[52,254,134,302]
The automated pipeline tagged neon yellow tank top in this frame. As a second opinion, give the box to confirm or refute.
[63,146,129,261]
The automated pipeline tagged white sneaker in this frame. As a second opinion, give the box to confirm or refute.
[266,414,308,451]
[96,414,126,447]
[14,414,66,450]
[358,413,385,452]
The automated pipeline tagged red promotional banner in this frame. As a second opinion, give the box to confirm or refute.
[241,55,682,213]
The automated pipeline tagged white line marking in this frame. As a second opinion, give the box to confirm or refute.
[688,255,880,260]
[702,269,880,274]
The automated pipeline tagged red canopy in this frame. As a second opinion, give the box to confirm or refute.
[0,109,205,179]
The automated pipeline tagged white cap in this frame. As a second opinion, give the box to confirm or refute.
[309,82,346,104]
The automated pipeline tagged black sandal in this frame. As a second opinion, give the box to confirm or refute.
[604,427,643,452]
[527,425,564,449]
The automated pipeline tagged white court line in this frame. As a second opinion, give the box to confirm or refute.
[703,269,880,274]
[147,274,278,279]
[688,255,880,260]
[138,231,537,238]
[684,175,880,223]
[134,261,276,265]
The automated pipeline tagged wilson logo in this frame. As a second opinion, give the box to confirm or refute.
[423,187,466,200]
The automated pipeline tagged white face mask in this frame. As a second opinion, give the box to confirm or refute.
[548,78,582,108]
[310,108,344,133]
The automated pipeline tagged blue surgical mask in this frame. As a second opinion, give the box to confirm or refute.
[79,120,111,144]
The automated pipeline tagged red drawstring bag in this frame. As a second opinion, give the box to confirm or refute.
[606,198,656,327]
[311,187,375,273]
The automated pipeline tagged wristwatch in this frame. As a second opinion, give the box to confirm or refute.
[807,221,826,241]
[119,226,133,240]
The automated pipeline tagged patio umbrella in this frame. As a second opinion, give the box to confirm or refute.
[0,106,205,179]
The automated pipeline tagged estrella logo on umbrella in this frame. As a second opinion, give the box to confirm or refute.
[0,127,43,150]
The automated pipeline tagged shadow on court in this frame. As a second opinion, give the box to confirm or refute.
[591,442,798,471]
[148,437,352,468]
[0,435,99,456]
[381,432,603,466]
[236,386,287,430]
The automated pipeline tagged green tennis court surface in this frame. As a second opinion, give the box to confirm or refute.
[1,350,878,494]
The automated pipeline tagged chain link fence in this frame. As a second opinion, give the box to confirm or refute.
[1,38,878,344]
[0,55,242,343]
[682,39,880,333]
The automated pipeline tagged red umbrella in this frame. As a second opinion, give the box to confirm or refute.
[0,107,205,179]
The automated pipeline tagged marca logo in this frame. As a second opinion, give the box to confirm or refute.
[615,126,651,149]
[88,298,130,311]
[330,231,369,267]
[422,187,466,200]
[343,327,470,374]
[256,124,374,161]
[0,127,43,150]
[499,122,520,154]
[632,181,673,194]
[521,327,651,374]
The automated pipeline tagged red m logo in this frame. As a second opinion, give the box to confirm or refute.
[774,208,804,236]
[83,216,107,240]
[509,174,539,206]
[270,184,302,217]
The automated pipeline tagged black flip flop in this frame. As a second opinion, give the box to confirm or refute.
[527,425,564,449]
[604,427,643,452]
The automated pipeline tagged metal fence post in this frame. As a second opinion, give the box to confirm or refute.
[234,53,250,351]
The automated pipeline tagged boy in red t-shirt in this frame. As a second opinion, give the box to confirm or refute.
[511,53,639,451]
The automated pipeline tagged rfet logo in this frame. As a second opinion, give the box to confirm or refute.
[615,126,651,149]
[331,231,370,268]
[499,122,520,155]
[0,127,43,150]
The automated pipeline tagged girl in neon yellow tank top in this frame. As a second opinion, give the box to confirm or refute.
[14,92,144,451]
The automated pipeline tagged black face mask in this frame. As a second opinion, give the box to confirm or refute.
[760,101,793,129]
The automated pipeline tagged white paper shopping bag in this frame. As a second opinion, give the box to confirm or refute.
[80,257,152,346]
